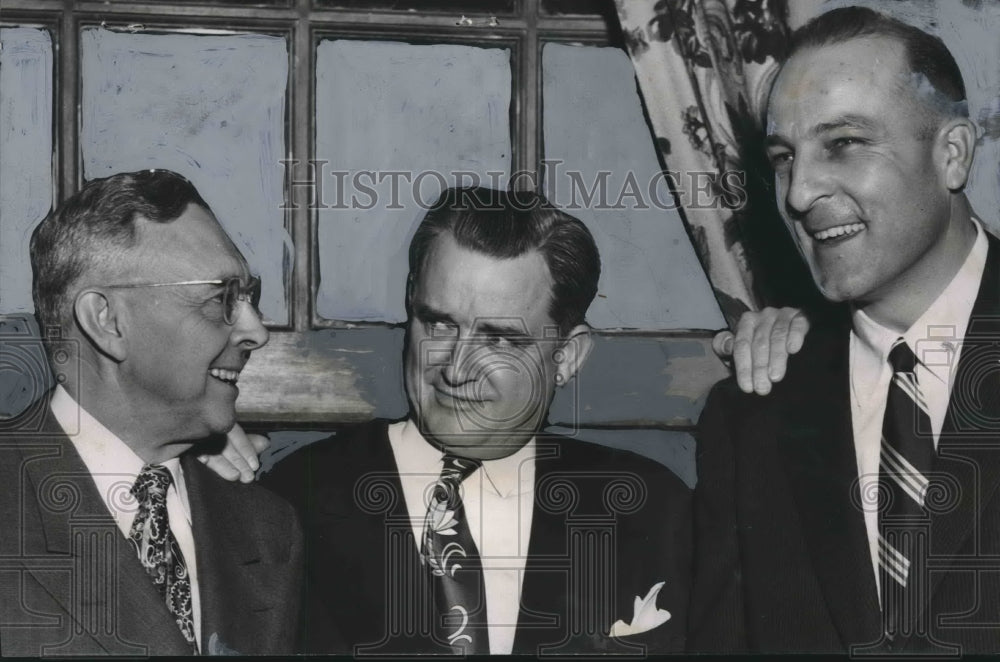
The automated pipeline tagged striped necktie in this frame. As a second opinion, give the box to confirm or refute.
[420,454,488,654]
[877,339,934,641]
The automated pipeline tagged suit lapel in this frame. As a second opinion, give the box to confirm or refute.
[513,440,569,654]
[924,234,1000,609]
[17,420,190,656]
[339,424,437,655]
[184,455,280,655]
[778,317,882,648]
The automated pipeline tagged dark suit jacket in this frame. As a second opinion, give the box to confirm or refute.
[0,397,304,656]
[690,234,1000,654]
[263,419,691,655]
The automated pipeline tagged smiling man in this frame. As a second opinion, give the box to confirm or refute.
[264,186,691,655]
[0,170,302,656]
[690,6,1000,655]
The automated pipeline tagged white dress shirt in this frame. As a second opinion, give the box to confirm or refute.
[388,419,536,655]
[850,219,987,601]
[49,385,202,650]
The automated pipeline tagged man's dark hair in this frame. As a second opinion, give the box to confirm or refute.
[30,169,211,334]
[408,186,601,336]
[791,6,967,118]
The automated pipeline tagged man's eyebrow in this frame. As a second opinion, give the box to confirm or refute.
[765,115,881,147]
[412,302,452,323]
[811,115,880,135]
[764,133,790,149]
[475,320,532,340]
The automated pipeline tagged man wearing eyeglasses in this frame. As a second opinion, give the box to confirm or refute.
[0,169,303,656]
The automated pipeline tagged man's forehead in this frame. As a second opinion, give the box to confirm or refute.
[416,235,555,323]
[127,205,248,279]
[767,36,911,130]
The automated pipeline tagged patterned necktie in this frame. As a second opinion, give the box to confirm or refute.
[129,464,197,650]
[420,454,488,654]
[878,339,935,641]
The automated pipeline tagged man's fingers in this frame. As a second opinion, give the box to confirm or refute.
[712,330,735,360]
[787,312,810,354]
[751,309,779,396]
[201,454,241,482]
[221,442,255,483]
[729,307,810,394]
[228,423,266,478]
[765,308,796,383]
[248,433,271,455]
[196,424,268,483]
[765,307,809,384]
[733,313,761,394]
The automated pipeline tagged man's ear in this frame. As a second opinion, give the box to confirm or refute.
[555,324,593,385]
[405,274,416,315]
[938,117,976,191]
[74,290,127,362]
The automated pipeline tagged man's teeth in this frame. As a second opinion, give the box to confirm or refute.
[813,223,865,241]
[209,368,240,384]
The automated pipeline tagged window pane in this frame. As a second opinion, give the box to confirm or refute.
[105,0,291,5]
[80,28,291,324]
[314,39,511,323]
[542,43,724,330]
[541,0,614,17]
[315,0,516,14]
[0,27,53,316]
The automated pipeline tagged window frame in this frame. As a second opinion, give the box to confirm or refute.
[0,0,726,430]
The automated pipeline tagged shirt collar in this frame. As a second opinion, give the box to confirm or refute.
[49,385,192,527]
[398,418,536,498]
[851,217,987,383]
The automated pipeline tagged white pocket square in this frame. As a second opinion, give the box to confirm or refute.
[609,581,671,637]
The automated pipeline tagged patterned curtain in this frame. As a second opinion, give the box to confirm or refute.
[615,0,821,325]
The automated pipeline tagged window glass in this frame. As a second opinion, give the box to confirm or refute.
[80,28,291,324]
[542,42,724,330]
[0,27,54,315]
[314,39,511,323]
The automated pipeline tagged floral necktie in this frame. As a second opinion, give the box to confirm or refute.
[420,454,488,654]
[128,464,197,651]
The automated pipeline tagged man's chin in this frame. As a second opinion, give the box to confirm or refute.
[419,421,535,460]
[200,408,238,439]
[437,439,530,461]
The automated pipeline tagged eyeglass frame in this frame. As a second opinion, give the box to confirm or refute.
[103,276,262,325]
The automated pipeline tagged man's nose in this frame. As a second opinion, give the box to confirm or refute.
[441,336,478,387]
[784,152,831,217]
[230,300,269,350]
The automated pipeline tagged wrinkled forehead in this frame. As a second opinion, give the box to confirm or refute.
[415,235,556,326]
[126,204,250,280]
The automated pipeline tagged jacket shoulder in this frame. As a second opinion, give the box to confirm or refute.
[259,419,393,510]
[537,434,690,502]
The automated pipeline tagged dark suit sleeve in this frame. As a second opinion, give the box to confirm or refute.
[260,438,351,654]
[687,380,747,652]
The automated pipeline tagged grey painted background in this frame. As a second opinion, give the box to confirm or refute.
[543,43,725,330]
[80,28,292,324]
[0,28,52,314]
[314,39,512,323]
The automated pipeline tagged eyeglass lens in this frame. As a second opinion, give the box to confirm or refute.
[223,277,262,324]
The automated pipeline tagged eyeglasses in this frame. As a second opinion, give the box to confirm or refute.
[105,276,262,325]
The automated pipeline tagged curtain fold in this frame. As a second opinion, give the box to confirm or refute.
[616,0,821,325]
